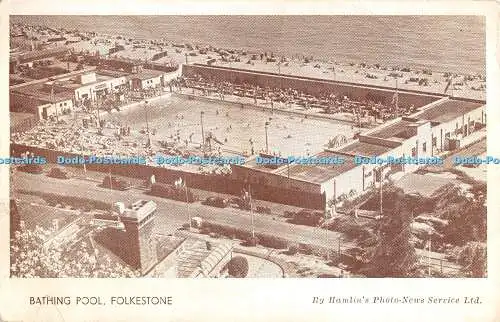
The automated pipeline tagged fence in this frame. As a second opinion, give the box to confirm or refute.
[11,143,326,210]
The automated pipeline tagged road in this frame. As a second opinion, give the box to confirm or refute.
[12,171,461,273]
[13,171,353,248]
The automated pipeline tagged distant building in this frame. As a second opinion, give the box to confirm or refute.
[129,69,164,90]
[144,61,179,73]
[100,57,143,74]
[10,82,74,120]
[11,46,70,65]
[49,70,129,102]
[109,45,125,55]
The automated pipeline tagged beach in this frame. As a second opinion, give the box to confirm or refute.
[10,15,486,101]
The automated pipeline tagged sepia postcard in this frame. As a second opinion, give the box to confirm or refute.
[1,1,499,321]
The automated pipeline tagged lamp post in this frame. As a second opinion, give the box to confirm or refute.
[51,82,59,123]
[395,77,399,117]
[184,178,190,229]
[427,232,432,277]
[200,111,205,153]
[379,167,383,216]
[144,100,151,147]
[278,61,282,92]
[264,121,270,153]
[249,184,255,241]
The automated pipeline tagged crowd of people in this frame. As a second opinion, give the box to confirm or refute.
[12,113,213,169]
[182,74,419,122]
[12,119,154,160]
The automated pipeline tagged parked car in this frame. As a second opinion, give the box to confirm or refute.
[256,206,272,214]
[289,209,325,227]
[229,197,251,210]
[17,164,43,174]
[102,175,132,191]
[203,196,228,208]
[47,167,71,179]
[149,183,197,202]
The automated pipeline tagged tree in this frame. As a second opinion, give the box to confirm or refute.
[10,227,140,278]
[457,242,487,277]
[75,63,84,71]
[362,188,420,277]
[440,190,486,246]
[227,256,249,278]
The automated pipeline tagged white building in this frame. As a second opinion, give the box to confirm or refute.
[129,69,164,91]
[10,82,74,120]
[230,96,486,205]
[48,70,129,102]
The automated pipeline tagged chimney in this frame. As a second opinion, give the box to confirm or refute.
[113,201,125,215]
[52,219,59,231]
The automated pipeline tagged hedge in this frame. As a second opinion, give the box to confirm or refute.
[199,221,347,258]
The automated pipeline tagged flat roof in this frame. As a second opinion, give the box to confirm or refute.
[105,56,143,65]
[130,69,164,80]
[97,69,130,78]
[275,151,358,184]
[368,120,414,140]
[238,154,287,173]
[337,140,394,157]
[414,99,484,124]
[394,173,454,199]
[12,82,74,103]
[12,46,69,63]
[47,72,115,89]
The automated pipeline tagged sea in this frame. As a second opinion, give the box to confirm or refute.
[11,15,486,74]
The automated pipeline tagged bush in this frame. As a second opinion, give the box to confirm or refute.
[10,227,140,278]
[299,244,314,255]
[227,256,249,278]
[242,236,259,247]
[290,210,324,227]
[285,245,299,255]
[200,226,211,234]
[256,206,272,214]
[258,235,288,249]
